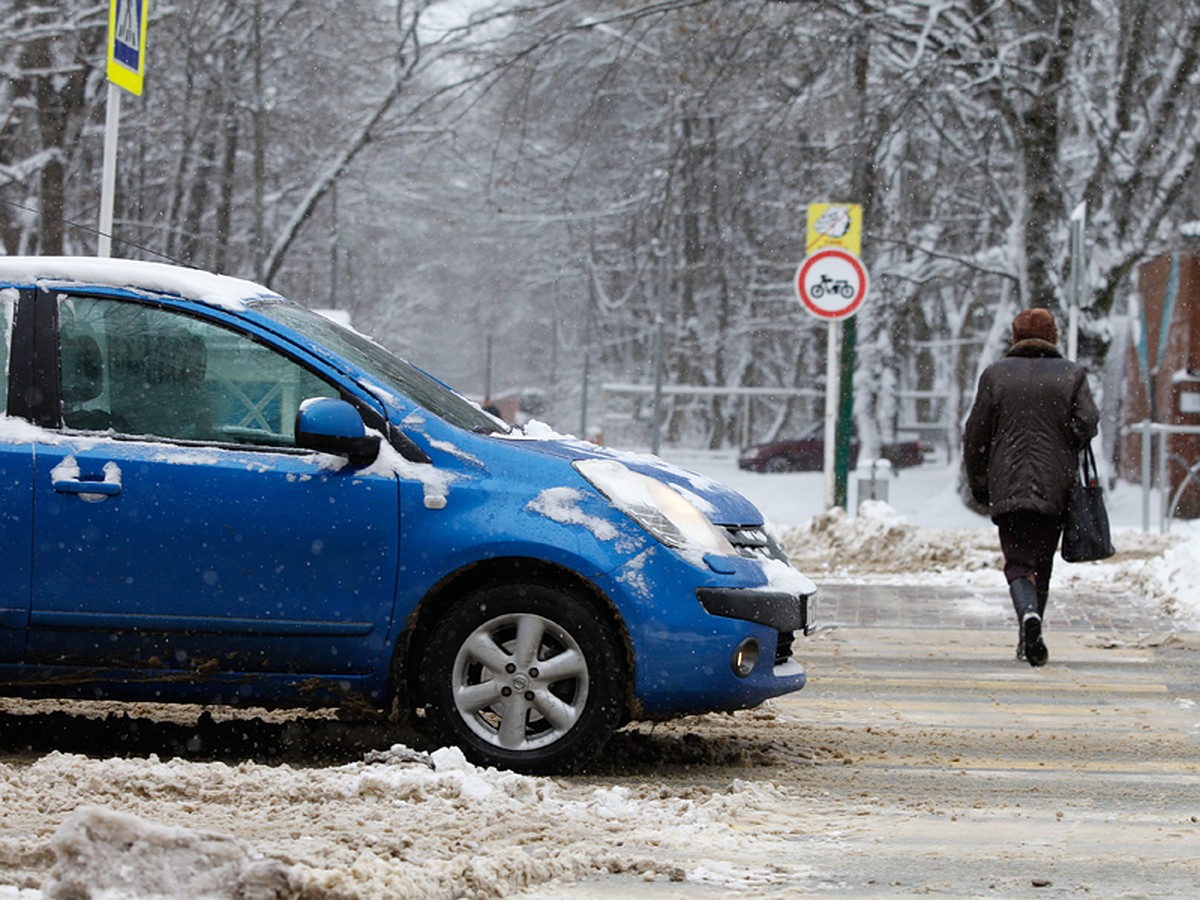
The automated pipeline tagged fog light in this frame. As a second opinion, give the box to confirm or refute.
[731,638,760,678]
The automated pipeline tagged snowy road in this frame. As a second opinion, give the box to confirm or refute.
[1,458,1198,897]
[1,603,1197,898]
[529,620,1200,897]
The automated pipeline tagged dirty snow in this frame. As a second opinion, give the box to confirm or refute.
[0,736,824,899]
[0,452,1196,899]
[42,806,300,900]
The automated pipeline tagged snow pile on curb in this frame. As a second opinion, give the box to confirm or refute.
[781,501,1001,578]
[1132,532,1200,626]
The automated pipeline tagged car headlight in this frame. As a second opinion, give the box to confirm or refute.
[575,459,734,555]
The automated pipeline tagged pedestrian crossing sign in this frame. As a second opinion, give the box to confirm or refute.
[107,0,148,96]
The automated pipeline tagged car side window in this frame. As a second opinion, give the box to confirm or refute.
[58,296,339,446]
[0,291,12,416]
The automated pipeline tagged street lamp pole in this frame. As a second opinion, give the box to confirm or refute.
[651,238,668,455]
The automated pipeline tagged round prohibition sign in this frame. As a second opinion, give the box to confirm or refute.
[795,248,869,320]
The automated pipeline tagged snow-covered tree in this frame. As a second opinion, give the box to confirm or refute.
[4,0,1200,455]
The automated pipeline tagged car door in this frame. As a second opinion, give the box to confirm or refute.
[27,292,400,678]
[0,289,32,662]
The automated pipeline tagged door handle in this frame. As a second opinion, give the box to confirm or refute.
[50,458,123,499]
[52,479,122,497]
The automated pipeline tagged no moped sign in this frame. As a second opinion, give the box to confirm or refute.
[795,247,869,320]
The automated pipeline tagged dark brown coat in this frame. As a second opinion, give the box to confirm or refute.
[963,339,1100,521]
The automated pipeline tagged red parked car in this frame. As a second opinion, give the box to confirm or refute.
[738,421,924,473]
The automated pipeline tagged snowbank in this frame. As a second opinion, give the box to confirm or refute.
[1131,532,1200,627]
[0,743,826,899]
[778,499,1199,624]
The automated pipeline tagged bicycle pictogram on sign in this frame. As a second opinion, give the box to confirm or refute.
[794,248,869,320]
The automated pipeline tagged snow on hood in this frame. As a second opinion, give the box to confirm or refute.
[504,421,764,526]
[0,256,276,312]
[525,487,620,542]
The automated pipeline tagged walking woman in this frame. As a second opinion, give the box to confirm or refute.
[963,309,1100,666]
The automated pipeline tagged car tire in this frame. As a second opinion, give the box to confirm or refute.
[764,455,794,473]
[417,583,624,775]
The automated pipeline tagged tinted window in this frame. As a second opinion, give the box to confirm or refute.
[58,296,338,446]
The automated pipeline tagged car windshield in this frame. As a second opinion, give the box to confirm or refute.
[260,301,507,435]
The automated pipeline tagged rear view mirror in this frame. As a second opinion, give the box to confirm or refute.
[295,398,380,466]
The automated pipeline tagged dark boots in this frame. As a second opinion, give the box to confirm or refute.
[1015,590,1050,661]
[1009,579,1048,667]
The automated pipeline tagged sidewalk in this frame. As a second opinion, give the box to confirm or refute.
[814,583,1179,634]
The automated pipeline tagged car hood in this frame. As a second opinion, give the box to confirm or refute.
[497,426,764,527]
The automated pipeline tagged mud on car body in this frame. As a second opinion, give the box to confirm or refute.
[0,257,815,774]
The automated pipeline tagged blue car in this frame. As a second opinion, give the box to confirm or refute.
[0,257,815,773]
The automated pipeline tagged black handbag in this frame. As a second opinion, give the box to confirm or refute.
[1061,444,1115,562]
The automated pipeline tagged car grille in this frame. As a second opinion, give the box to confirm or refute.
[721,526,812,652]
[722,526,789,563]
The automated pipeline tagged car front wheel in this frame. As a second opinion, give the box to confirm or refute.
[418,583,624,774]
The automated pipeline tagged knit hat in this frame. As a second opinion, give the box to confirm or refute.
[1011,308,1058,345]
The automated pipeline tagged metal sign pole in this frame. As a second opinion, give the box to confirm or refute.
[101,0,149,257]
[823,319,841,508]
[98,81,121,257]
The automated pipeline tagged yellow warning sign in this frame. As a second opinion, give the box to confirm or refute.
[806,203,862,257]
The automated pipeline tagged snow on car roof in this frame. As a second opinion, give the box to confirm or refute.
[0,256,279,312]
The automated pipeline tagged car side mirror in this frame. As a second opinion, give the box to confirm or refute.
[295,398,380,466]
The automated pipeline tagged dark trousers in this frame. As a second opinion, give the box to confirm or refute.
[996,511,1062,595]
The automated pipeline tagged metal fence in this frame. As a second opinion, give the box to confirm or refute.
[1120,421,1200,532]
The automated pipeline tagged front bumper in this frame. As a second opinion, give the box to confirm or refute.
[597,523,816,719]
[696,587,812,635]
